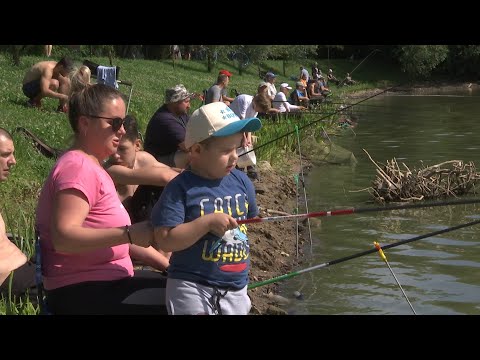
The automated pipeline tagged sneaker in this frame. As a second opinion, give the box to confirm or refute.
[247,170,259,181]
[247,166,258,180]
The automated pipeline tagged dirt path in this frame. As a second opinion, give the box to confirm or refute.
[247,159,311,314]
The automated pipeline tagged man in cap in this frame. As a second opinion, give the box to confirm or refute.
[264,72,277,101]
[144,84,195,169]
[218,70,235,104]
[257,81,268,95]
[327,68,340,85]
[273,83,306,113]
[0,128,27,286]
[22,56,73,112]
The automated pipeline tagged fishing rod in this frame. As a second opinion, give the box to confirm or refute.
[238,197,480,225]
[349,48,381,76]
[294,124,313,253]
[248,217,480,289]
[241,84,399,158]
[373,241,417,315]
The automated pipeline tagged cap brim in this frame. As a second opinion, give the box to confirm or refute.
[213,117,262,137]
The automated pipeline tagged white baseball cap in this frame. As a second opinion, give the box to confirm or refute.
[280,83,292,90]
[184,102,262,149]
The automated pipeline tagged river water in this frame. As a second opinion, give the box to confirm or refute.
[280,88,480,315]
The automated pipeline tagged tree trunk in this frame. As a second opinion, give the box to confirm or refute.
[11,45,21,66]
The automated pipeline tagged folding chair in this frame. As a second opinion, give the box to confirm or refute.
[83,60,134,113]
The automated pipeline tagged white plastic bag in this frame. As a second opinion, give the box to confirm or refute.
[236,146,256,168]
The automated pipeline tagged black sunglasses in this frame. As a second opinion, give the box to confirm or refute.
[85,115,131,132]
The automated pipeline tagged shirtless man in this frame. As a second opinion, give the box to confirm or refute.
[22,56,73,112]
[105,115,181,271]
[0,128,27,286]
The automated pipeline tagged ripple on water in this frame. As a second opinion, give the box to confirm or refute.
[423,236,478,247]
[431,259,480,268]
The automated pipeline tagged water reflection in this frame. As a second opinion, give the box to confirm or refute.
[280,89,480,314]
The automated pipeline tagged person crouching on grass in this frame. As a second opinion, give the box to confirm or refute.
[151,102,261,315]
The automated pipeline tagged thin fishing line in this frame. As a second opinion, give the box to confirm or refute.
[349,49,381,76]
[295,124,313,253]
[241,85,400,157]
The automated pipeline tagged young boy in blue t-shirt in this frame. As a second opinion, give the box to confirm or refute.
[151,102,261,315]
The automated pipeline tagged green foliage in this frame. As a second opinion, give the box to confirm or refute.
[396,45,449,78]
[0,286,39,315]
[443,45,480,79]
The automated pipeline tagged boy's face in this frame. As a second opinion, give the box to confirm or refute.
[194,132,243,179]
[110,138,139,169]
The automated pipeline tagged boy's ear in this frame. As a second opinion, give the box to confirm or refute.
[134,139,142,151]
[190,143,202,155]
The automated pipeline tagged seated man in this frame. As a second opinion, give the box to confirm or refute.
[22,57,73,112]
[273,83,306,113]
[327,68,341,85]
[0,128,27,287]
[205,73,231,106]
[144,84,194,168]
[218,69,235,104]
[343,72,357,85]
[306,79,325,104]
[290,82,310,107]
[317,75,332,97]
[105,116,181,272]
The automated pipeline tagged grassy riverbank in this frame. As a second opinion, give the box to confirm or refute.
[0,52,403,314]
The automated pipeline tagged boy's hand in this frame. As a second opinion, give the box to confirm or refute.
[207,213,238,237]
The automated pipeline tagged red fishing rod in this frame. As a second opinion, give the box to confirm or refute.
[239,197,480,225]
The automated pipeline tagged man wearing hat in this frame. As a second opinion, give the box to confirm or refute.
[144,84,195,169]
[327,68,340,85]
[273,83,306,113]
[264,72,277,101]
[206,73,234,106]
[0,128,27,286]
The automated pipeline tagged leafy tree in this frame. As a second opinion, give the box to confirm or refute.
[395,45,449,78]
[445,45,480,79]
[271,45,318,76]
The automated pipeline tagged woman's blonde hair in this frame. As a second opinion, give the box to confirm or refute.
[70,65,92,95]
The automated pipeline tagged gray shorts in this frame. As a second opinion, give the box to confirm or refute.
[166,278,251,315]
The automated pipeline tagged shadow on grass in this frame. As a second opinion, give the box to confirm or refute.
[8,98,64,114]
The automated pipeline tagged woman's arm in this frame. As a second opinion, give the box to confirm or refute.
[129,244,170,271]
[51,189,153,253]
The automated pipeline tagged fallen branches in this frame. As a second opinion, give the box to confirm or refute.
[363,149,480,203]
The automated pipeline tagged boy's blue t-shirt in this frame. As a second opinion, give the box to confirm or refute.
[151,168,258,289]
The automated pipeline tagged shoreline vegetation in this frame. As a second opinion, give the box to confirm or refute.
[0,51,478,315]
